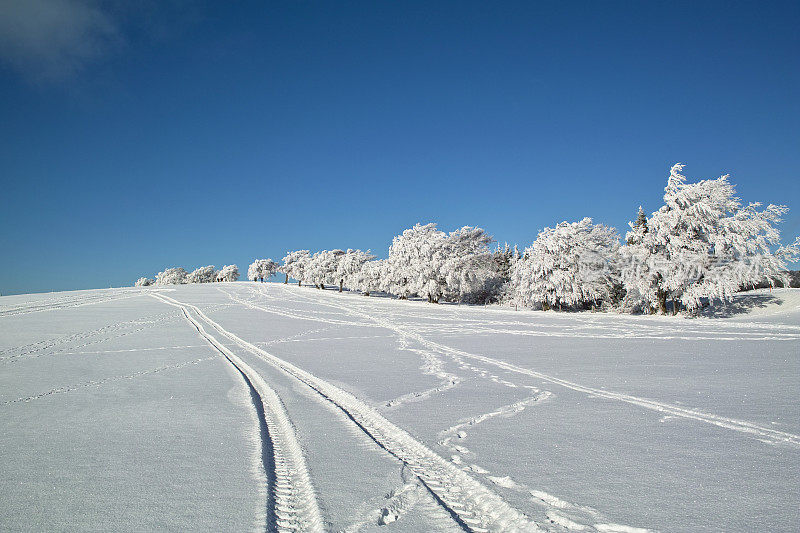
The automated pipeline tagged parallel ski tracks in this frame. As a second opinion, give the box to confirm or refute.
[151,294,324,533]
[155,292,539,533]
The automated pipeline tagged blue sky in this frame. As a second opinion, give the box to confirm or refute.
[1,1,798,295]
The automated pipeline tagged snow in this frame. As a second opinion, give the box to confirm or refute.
[1,283,798,532]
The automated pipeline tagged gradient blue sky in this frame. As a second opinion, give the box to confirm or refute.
[1,1,799,295]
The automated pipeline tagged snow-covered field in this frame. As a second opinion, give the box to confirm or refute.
[1,283,798,532]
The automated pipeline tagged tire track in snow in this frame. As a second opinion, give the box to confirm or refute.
[151,294,324,533]
[158,293,539,533]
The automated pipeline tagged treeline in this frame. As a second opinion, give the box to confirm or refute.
[135,264,240,286]
[138,164,799,315]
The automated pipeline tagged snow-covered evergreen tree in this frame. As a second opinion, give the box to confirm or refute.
[621,164,799,313]
[186,265,217,284]
[281,250,311,286]
[216,264,239,282]
[156,267,187,285]
[511,218,620,310]
[248,259,279,282]
[134,277,154,287]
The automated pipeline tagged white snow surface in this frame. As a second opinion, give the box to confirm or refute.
[1,284,798,532]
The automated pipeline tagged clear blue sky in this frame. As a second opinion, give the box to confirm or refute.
[1,1,798,295]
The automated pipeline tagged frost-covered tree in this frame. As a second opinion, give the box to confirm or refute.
[621,164,799,313]
[281,250,311,286]
[307,249,345,289]
[248,259,279,282]
[626,207,648,245]
[337,249,375,292]
[350,260,385,296]
[186,265,217,284]
[135,277,154,287]
[511,218,620,310]
[384,223,497,303]
[384,223,448,301]
[156,267,187,285]
[216,264,239,282]
[440,226,498,303]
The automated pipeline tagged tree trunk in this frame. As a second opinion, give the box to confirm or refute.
[339,279,343,292]
[542,301,550,311]
[297,280,301,287]
[657,289,667,314]
[285,273,289,284]
[673,300,680,315]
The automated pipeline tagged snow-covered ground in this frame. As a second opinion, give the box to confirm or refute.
[1,283,798,532]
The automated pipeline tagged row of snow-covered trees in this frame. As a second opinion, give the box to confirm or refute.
[134,164,798,314]
[276,164,798,314]
[135,264,240,286]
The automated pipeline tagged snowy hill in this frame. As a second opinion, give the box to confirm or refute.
[1,283,798,532]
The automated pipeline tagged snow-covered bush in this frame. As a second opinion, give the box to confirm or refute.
[511,218,620,310]
[135,277,154,287]
[620,164,799,313]
[281,250,311,285]
[248,259,279,281]
[216,264,239,282]
[156,267,187,285]
[186,265,217,284]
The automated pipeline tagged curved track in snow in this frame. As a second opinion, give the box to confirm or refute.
[151,293,324,533]
[156,292,540,533]
[290,286,800,449]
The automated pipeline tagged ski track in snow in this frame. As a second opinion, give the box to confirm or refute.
[162,291,540,533]
[151,293,325,533]
[0,310,180,360]
[0,291,144,318]
[433,392,656,533]
[2,356,216,405]
[265,286,660,532]
[281,286,800,449]
[0,314,181,364]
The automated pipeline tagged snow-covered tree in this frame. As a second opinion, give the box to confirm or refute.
[281,250,311,286]
[384,223,447,301]
[383,223,497,303]
[134,277,154,287]
[248,259,279,282]
[216,264,239,282]
[186,265,217,284]
[511,218,620,310]
[155,267,187,285]
[621,164,799,313]
[307,249,345,289]
[440,226,498,303]
[350,260,386,296]
[337,249,376,292]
